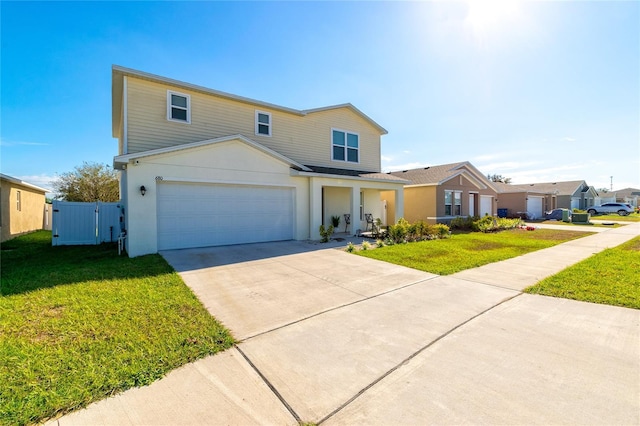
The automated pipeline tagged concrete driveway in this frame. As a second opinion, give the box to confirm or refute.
[52,225,640,425]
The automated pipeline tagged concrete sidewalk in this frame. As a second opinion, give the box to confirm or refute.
[47,223,640,425]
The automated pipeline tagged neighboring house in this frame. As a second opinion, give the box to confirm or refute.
[494,180,598,217]
[381,161,498,224]
[112,65,407,257]
[611,188,640,207]
[0,174,48,242]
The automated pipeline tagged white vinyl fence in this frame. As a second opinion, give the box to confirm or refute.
[52,201,123,246]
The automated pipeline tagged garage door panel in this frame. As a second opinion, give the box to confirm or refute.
[527,197,544,219]
[157,183,294,250]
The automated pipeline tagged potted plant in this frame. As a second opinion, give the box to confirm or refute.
[331,215,341,228]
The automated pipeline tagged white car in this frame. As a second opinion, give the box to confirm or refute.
[587,203,634,216]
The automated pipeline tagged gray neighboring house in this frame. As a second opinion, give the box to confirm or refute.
[494,180,599,218]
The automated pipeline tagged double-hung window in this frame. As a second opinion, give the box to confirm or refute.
[445,190,462,216]
[167,90,190,123]
[16,190,21,211]
[255,111,271,136]
[454,191,462,215]
[332,129,359,163]
[444,191,452,216]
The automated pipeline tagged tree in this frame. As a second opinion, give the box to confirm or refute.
[597,188,609,193]
[487,174,512,184]
[52,162,120,202]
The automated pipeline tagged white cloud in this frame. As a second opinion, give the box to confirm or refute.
[16,175,56,191]
[381,155,394,162]
[402,150,411,154]
[0,137,49,147]
[561,137,576,142]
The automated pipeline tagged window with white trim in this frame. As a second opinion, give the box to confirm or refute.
[445,190,462,216]
[255,111,271,136]
[444,190,452,216]
[332,129,359,163]
[454,191,462,215]
[167,90,190,123]
[16,190,21,211]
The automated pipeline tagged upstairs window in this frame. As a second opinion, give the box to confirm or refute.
[167,90,190,123]
[255,111,272,136]
[332,129,359,163]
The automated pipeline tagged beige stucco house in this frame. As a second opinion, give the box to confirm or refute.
[112,66,406,257]
[381,161,497,224]
[0,174,48,242]
[494,180,598,218]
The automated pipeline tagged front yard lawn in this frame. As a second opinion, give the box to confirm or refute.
[355,228,590,275]
[588,212,640,222]
[0,231,234,426]
[525,236,640,309]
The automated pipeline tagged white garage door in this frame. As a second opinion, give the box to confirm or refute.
[157,182,294,250]
[480,195,493,217]
[527,196,544,219]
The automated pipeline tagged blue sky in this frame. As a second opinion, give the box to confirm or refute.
[2,1,639,192]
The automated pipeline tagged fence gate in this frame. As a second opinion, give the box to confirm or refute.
[52,201,122,246]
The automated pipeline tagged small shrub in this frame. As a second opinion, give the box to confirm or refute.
[361,241,371,251]
[319,224,334,243]
[346,242,355,252]
[331,215,341,228]
[376,239,386,247]
[388,218,410,244]
[432,223,451,238]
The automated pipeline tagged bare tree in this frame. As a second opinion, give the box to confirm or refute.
[51,162,119,202]
[487,174,512,184]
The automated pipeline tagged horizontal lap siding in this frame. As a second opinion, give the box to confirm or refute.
[126,77,381,172]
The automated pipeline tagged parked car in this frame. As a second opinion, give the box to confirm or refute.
[586,203,634,216]
[545,208,571,221]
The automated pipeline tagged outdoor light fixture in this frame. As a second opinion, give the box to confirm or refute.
[140,185,146,196]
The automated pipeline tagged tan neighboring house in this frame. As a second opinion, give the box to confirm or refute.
[381,161,498,224]
[111,65,407,257]
[494,180,598,218]
[0,174,48,242]
[611,188,640,207]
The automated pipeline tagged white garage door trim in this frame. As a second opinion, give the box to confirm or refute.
[157,182,294,250]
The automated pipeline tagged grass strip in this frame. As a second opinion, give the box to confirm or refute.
[1,231,234,426]
[525,236,640,309]
[355,228,590,275]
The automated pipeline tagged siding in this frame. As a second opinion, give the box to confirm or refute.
[126,77,382,172]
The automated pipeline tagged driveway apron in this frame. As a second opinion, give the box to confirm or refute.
[51,224,639,425]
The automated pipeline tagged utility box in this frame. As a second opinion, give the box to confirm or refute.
[572,213,590,224]
[562,209,571,222]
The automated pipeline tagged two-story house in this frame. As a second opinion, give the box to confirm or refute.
[112,66,406,257]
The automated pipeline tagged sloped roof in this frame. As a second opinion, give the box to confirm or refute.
[0,173,49,193]
[112,65,387,137]
[613,187,640,197]
[498,180,587,196]
[387,161,492,189]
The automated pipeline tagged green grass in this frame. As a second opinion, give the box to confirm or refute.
[355,228,591,275]
[587,212,640,222]
[525,236,640,309]
[0,231,235,426]
[539,220,620,227]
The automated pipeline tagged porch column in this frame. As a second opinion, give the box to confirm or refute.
[309,178,323,240]
[350,185,361,235]
[394,187,404,222]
